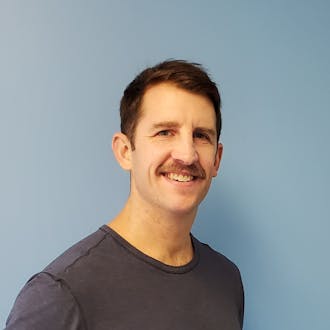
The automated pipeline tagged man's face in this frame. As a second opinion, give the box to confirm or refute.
[127,83,222,216]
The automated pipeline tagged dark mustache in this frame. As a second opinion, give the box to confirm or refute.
[158,162,206,179]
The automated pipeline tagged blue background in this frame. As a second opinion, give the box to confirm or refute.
[1,1,329,329]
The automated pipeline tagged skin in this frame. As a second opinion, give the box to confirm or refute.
[109,83,223,266]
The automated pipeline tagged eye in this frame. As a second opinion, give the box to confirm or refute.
[194,131,210,141]
[157,130,172,136]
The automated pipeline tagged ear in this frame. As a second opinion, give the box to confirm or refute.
[112,132,132,171]
[212,143,223,177]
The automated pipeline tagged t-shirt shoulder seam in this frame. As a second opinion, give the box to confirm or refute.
[42,228,108,278]
[61,230,109,274]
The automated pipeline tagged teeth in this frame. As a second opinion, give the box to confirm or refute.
[167,173,194,182]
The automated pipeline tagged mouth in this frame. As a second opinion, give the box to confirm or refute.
[165,172,195,182]
[158,163,206,183]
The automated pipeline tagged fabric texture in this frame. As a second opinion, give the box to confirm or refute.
[6,225,244,330]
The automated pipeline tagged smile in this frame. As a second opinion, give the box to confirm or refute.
[166,173,195,182]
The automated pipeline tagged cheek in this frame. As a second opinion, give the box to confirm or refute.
[131,150,162,176]
[203,157,219,177]
[198,148,218,165]
[146,145,171,164]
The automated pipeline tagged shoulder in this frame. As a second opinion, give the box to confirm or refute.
[44,226,110,276]
[193,237,245,327]
[5,272,86,329]
[5,226,111,330]
[193,236,244,294]
[195,236,240,272]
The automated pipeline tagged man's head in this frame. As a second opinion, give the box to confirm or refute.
[120,60,221,150]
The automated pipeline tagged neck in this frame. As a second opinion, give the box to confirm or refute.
[108,197,197,266]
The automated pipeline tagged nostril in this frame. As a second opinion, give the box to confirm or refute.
[171,149,198,165]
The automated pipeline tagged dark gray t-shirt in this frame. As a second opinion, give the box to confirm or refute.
[6,225,244,330]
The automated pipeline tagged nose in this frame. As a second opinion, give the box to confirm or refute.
[171,136,198,165]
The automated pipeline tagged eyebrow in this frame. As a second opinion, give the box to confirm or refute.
[151,121,180,130]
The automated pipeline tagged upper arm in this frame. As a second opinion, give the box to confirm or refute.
[5,272,86,330]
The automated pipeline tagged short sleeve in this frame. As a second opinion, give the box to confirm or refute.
[5,272,86,330]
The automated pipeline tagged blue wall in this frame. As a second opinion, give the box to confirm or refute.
[1,1,329,329]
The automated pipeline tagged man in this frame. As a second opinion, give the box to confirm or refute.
[6,60,244,329]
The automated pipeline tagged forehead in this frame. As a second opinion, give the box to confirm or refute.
[138,83,216,127]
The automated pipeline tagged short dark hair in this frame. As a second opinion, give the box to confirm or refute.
[120,60,221,149]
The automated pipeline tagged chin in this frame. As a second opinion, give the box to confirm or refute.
[164,201,200,217]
